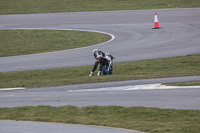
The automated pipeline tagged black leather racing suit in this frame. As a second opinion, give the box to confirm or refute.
[91,51,105,72]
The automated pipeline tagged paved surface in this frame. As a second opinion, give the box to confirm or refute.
[1,8,200,133]
[0,8,200,72]
[0,120,140,133]
[0,77,200,133]
[1,76,200,110]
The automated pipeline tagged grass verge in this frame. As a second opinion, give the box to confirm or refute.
[0,30,110,57]
[0,0,200,15]
[0,54,200,88]
[0,105,200,133]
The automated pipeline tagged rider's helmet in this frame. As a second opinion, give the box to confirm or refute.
[93,49,98,54]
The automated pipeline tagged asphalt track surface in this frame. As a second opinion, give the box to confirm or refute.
[0,8,200,72]
[0,8,200,133]
[1,76,200,110]
[0,120,141,133]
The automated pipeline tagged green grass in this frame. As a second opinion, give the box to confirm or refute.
[0,30,110,57]
[0,0,200,15]
[0,105,199,133]
[1,54,200,88]
[1,2,199,133]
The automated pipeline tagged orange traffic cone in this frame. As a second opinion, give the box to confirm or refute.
[152,11,162,29]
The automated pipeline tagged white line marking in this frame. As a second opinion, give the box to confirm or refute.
[67,84,200,92]
[0,87,26,91]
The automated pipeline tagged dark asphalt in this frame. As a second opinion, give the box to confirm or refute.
[0,8,200,133]
[0,120,140,133]
[0,8,200,72]
[1,76,200,110]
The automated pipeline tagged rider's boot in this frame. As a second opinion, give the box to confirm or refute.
[97,71,101,76]
[89,71,93,77]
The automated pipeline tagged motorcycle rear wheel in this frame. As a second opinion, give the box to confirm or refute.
[102,66,108,75]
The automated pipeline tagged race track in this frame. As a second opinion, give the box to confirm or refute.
[0,120,139,133]
[1,8,200,109]
[0,8,200,72]
[0,8,200,133]
[1,76,200,110]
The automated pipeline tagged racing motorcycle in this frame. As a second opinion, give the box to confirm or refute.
[99,52,115,75]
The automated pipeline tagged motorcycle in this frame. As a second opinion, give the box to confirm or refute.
[99,52,115,75]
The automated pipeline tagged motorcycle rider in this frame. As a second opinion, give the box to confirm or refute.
[89,49,105,76]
